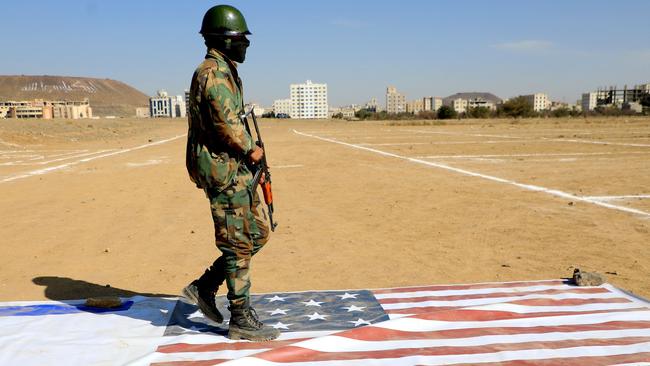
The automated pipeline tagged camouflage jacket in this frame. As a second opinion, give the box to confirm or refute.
[186,48,254,191]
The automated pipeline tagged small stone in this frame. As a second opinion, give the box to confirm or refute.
[501,264,511,268]
[190,230,195,234]
[103,248,110,253]
[572,268,606,286]
[148,139,153,142]
[568,201,575,206]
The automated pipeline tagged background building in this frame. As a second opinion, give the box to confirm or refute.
[422,96,443,112]
[0,99,92,119]
[386,86,406,114]
[149,90,185,118]
[290,80,328,119]
[581,92,598,111]
[523,93,550,112]
[272,98,291,117]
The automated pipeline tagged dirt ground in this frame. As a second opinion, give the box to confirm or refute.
[1,116,649,302]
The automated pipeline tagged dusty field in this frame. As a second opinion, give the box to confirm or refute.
[1,116,649,302]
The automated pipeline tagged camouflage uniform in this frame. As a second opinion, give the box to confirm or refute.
[186,48,269,308]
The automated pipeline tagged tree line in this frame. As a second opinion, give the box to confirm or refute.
[342,95,650,121]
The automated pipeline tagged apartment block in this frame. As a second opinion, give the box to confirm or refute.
[451,98,469,113]
[272,98,292,117]
[523,93,550,112]
[386,86,406,114]
[290,80,328,119]
[581,92,598,111]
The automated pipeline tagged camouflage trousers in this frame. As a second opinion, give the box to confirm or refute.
[200,184,269,308]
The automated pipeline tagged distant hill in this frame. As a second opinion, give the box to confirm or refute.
[0,75,149,117]
[443,92,502,105]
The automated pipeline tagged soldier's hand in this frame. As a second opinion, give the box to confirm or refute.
[249,146,264,164]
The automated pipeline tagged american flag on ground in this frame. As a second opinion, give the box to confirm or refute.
[144,279,650,365]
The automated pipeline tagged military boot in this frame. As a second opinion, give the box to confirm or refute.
[182,280,224,324]
[228,305,281,341]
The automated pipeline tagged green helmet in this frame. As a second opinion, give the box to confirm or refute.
[200,5,251,37]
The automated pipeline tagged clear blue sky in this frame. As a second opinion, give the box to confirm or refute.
[2,0,649,106]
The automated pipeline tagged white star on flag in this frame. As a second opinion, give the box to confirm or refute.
[265,295,286,303]
[301,299,323,307]
[349,318,371,327]
[266,308,288,316]
[270,322,292,330]
[336,292,358,300]
[342,305,365,312]
[305,312,328,321]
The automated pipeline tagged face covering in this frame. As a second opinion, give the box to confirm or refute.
[223,36,250,63]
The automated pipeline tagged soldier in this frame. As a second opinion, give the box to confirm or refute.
[183,4,280,341]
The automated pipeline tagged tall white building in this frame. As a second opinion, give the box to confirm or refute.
[523,93,550,112]
[272,98,292,117]
[290,80,328,119]
[423,96,443,112]
[386,86,406,114]
[581,92,598,111]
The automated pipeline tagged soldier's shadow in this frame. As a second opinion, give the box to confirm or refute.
[31,276,228,336]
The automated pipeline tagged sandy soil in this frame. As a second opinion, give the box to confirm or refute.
[1,116,649,302]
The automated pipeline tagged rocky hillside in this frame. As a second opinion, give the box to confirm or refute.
[0,75,149,117]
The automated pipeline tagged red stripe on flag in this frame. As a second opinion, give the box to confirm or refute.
[431,352,650,366]
[411,307,648,321]
[157,338,310,353]
[373,280,566,295]
[255,337,650,363]
[384,297,632,315]
[378,287,611,304]
[341,321,650,342]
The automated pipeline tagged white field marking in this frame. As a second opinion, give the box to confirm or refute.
[583,195,650,201]
[408,128,650,148]
[273,164,304,168]
[410,129,523,139]
[126,159,164,167]
[546,137,650,148]
[0,150,113,166]
[357,140,540,146]
[293,129,650,218]
[0,134,186,183]
[412,151,650,159]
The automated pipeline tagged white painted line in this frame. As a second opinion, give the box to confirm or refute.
[126,159,164,167]
[273,164,304,169]
[413,151,650,159]
[547,137,650,148]
[410,129,523,139]
[293,129,650,218]
[584,195,650,201]
[358,142,431,146]
[0,150,112,166]
[0,134,186,183]
[358,140,540,146]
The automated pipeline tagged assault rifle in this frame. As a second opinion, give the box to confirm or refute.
[241,106,278,232]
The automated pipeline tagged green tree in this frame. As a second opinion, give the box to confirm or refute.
[354,109,372,120]
[551,107,571,118]
[332,112,343,119]
[500,96,534,118]
[466,107,491,119]
[437,105,457,119]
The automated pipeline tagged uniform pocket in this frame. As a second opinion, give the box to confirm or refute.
[196,145,238,190]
